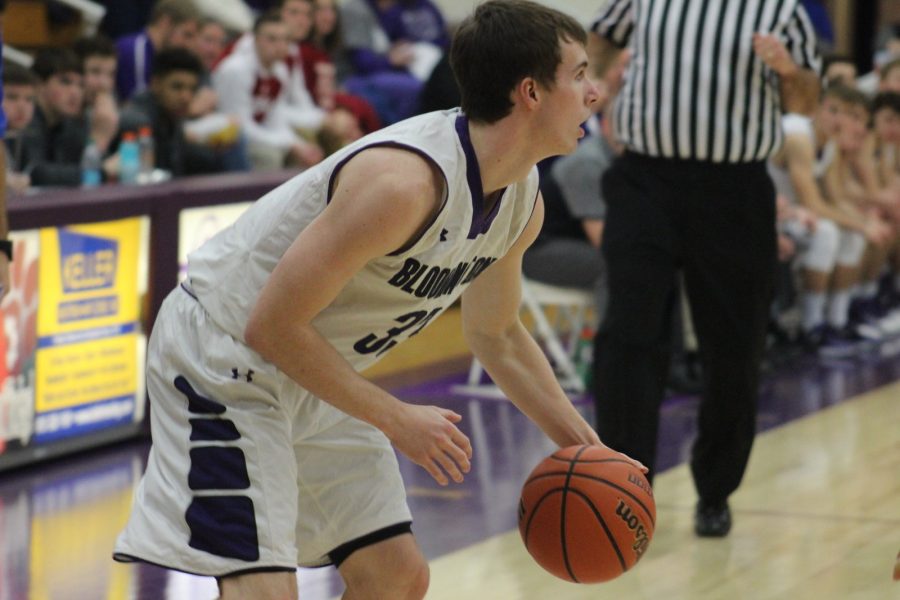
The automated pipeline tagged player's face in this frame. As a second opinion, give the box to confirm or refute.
[3,84,36,131]
[835,102,869,152]
[538,40,600,155]
[816,96,843,138]
[874,108,900,144]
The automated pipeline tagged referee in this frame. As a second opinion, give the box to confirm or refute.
[589,0,821,537]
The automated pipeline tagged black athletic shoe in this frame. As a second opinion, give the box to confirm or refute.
[694,501,732,537]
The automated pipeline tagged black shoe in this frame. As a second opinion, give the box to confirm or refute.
[694,501,731,537]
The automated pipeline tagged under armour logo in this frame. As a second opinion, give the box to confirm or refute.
[231,368,254,382]
[440,229,448,242]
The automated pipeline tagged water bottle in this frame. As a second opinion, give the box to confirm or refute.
[80,140,102,187]
[138,125,155,183]
[119,131,140,185]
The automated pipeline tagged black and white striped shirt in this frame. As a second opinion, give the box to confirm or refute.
[592,0,821,163]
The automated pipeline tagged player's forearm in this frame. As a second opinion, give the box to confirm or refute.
[467,322,598,448]
[244,319,404,432]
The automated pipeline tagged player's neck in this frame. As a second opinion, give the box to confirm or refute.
[467,119,537,194]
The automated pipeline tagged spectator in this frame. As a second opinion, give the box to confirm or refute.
[299,0,382,134]
[310,0,343,66]
[590,0,821,538]
[857,24,900,97]
[115,0,201,101]
[213,12,327,170]
[872,92,900,191]
[822,54,857,88]
[879,57,900,94]
[821,87,898,338]
[182,17,250,172]
[339,0,448,124]
[119,48,225,178]
[2,63,37,193]
[20,48,88,187]
[73,35,120,164]
[193,18,230,72]
[276,0,375,143]
[768,93,887,355]
[0,0,12,302]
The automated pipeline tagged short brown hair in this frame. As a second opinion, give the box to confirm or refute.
[450,0,586,123]
[823,83,870,110]
[149,0,201,26]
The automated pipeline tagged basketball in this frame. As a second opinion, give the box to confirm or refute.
[518,445,656,583]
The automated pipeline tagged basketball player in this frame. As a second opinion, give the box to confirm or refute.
[769,87,890,354]
[113,2,641,599]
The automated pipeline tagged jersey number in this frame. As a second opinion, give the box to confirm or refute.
[353,308,442,357]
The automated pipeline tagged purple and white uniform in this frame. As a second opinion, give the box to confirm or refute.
[114,109,539,575]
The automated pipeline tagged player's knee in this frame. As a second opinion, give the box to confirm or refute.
[403,559,430,600]
[343,552,429,599]
[218,570,297,600]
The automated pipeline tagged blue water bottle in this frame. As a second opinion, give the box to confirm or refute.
[80,140,102,187]
[118,131,140,184]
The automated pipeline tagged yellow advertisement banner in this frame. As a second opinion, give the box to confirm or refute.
[35,334,138,412]
[33,219,143,440]
[38,219,140,335]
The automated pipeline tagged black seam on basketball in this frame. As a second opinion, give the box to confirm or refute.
[566,488,628,573]
[522,488,567,546]
[566,474,656,526]
[559,446,588,582]
[523,459,635,488]
[547,456,635,466]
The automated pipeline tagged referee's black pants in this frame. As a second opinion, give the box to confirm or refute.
[593,152,776,506]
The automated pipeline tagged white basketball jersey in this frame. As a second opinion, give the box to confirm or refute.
[768,113,836,205]
[187,109,539,372]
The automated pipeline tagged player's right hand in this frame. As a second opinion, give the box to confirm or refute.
[386,404,473,486]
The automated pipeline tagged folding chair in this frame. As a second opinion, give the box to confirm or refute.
[453,277,595,398]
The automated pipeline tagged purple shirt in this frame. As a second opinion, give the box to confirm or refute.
[367,0,449,48]
[115,31,154,101]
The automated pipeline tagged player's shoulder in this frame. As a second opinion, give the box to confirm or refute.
[346,146,441,189]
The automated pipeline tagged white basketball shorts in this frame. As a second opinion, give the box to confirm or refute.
[113,286,412,576]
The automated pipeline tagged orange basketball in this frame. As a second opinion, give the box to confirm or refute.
[518,445,656,583]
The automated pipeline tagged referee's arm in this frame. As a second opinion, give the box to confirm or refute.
[588,0,631,77]
[753,33,820,116]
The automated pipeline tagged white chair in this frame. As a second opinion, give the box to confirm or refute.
[453,277,595,398]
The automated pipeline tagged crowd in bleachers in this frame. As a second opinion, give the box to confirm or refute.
[2,0,455,189]
[6,0,900,371]
[522,20,900,389]
[764,32,900,361]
